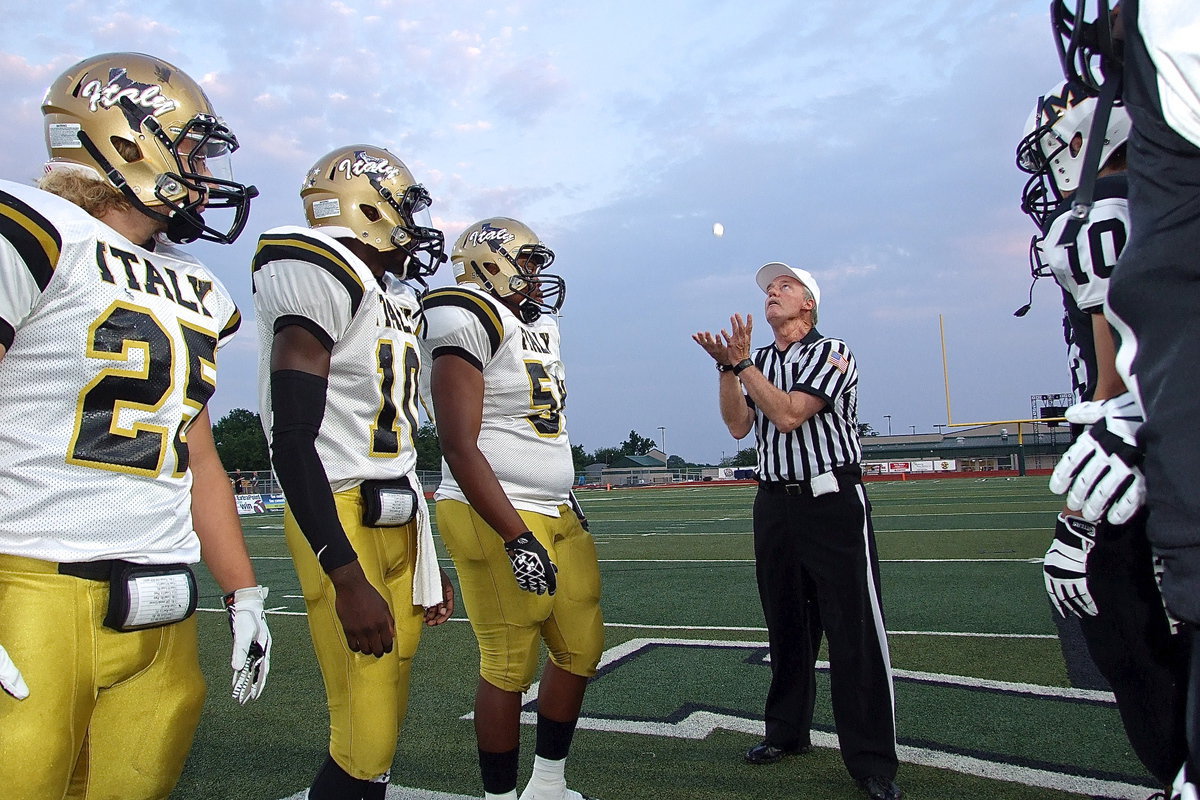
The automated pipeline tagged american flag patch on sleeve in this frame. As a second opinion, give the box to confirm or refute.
[828,351,848,373]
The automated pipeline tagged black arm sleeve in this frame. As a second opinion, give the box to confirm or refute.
[269,369,357,572]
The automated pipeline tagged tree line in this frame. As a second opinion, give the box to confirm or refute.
[211,409,769,474]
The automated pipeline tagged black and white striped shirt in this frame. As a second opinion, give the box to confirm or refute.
[747,327,862,482]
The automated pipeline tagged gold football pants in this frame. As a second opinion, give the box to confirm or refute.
[436,499,603,692]
[284,488,425,780]
[0,552,204,800]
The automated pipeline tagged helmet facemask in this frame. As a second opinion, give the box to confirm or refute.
[467,243,563,323]
[507,244,564,323]
[374,182,446,287]
[1015,98,1071,230]
[1051,0,1121,95]
[137,112,257,243]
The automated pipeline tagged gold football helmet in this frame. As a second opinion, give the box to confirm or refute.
[301,145,446,283]
[451,217,564,322]
[41,52,257,244]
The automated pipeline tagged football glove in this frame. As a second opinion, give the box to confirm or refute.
[1049,393,1146,524]
[0,643,29,700]
[569,490,590,532]
[1043,513,1099,618]
[1173,763,1199,800]
[224,586,272,705]
[505,533,558,596]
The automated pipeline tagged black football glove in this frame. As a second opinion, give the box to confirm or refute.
[504,533,558,596]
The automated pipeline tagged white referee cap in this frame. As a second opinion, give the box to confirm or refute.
[755,262,820,308]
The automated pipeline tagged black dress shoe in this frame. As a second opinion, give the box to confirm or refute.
[743,741,812,765]
[857,775,902,800]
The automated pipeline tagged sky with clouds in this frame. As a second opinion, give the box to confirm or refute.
[0,0,1076,463]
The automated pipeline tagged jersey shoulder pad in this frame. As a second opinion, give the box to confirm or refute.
[421,286,507,357]
[252,226,369,316]
[0,179,98,292]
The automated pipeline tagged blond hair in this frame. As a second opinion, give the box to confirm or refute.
[37,170,133,219]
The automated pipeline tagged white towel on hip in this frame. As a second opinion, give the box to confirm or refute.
[408,472,442,608]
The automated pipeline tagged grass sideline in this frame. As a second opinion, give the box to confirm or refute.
[174,476,1158,800]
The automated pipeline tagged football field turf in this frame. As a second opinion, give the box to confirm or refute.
[175,476,1159,800]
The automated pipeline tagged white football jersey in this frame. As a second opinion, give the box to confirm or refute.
[1043,177,1129,314]
[0,179,240,564]
[1139,1,1200,149]
[253,226,422,492]
[420,285,573,515]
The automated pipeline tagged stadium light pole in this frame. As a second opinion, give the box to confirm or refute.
[910,425,916,435]
[884,414,892,435]
[657,426,666,455]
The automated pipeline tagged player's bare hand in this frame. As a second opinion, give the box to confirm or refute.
[424,569,455,626]
[329,560,395,657]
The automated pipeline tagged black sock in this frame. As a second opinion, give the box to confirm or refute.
[310,754,373,800]
[535,712,578,761]
[479,746,519,794]
[362,778,387,800]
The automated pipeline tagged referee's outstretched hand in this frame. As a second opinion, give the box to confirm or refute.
[692,313,752,366]
[727,313,753,363]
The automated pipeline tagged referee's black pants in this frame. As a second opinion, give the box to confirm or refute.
[753,477,898,781]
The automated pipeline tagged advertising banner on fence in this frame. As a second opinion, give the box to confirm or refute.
[234,493,286,515]
[865,459,957,475]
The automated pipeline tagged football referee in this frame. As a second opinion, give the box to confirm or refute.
[693,262,900,800]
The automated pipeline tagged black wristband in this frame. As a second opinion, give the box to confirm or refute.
[732,358,754,375]
[716,362,734,373]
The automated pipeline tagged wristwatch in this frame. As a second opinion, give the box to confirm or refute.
[716,362,735,373]
[732,358,754,375]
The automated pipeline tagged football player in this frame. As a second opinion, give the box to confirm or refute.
[421,218,603,800]
[253,144,455,800]
[1018,78,1188,790]
[1045,3,1200,797]
[0,52,270,800]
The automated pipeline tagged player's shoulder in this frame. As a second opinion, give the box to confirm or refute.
[421,285,508,346]
[423,285,507,324]
[252,225,370,311]
[1092,173,1128,202]
[0,177,106,262]
[1043,175,1128,241]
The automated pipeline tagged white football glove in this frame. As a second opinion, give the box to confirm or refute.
[1173,763,1199,800]
[0,643,29,700]
[1049,393,1146,524]
[224,586,272,705]
[1043,513,1099,618]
